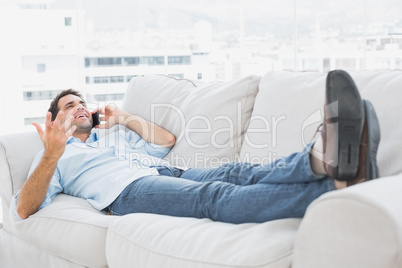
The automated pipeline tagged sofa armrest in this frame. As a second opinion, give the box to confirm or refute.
[292,174,402,268]
[0,132,43,228]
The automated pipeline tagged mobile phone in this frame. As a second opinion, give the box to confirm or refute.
[92,112,101,127]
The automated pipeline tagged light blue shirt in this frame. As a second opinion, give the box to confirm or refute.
[13,127,171,214]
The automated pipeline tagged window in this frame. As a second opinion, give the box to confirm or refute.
[86,93,125,102]
[23,90,62,101]
[64,17,72,26]
[169,73,184,78]
[97,57,122,66]
[24,117,46,125]
[37,64,46,73]
[85,57,123,67]
[94,77,109,83]
[25,91,33,101]
[124,57,140,66]
[168,56,191,65]
[140,56,164,66]
[126,75,137,82]
[89,76,126,84]
[110,76,124,83]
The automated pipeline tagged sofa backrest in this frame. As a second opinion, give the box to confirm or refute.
[121,74,261,169]
[241,70,402,178]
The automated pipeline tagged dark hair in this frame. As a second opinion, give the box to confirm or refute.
[48,89,85,121]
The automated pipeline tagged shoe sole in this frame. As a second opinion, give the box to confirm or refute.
[363,100,381,180]
[326,70,364,181]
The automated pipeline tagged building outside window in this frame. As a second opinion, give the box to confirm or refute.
[140,56,165,66]
[124,57,140,66]
[1,0,402,136]
[86,93,125,102]
[97,57,122,66]
[168,56,191,65]
[23,90,62,101]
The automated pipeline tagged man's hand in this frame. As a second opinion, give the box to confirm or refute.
[94,104,123,129]
[32,111,76,159]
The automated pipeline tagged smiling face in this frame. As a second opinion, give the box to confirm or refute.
[57,94,93,134]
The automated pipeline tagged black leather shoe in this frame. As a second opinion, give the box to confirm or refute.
[322,70,365,181]
[346,99,381,186]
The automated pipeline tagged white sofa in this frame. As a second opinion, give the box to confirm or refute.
[1,71,402,268]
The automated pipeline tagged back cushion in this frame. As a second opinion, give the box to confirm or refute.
[122,75,261,168]
[240,70,402,177]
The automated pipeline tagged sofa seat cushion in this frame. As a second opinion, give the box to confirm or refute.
[9,194,117,267]
[106,213,301,268]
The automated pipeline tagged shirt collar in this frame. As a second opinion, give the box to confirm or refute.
[87,131,98,143]
[67,132,98,145]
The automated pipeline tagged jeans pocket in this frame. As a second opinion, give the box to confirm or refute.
[154,166,184,177]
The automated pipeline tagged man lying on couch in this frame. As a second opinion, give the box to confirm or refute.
[14,70,381,224]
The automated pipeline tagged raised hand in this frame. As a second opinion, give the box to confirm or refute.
[32,111,77,159]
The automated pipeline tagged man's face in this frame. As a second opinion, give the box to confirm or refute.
[57,94,93,133]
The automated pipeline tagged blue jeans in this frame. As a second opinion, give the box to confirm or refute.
[107,143,335,223]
